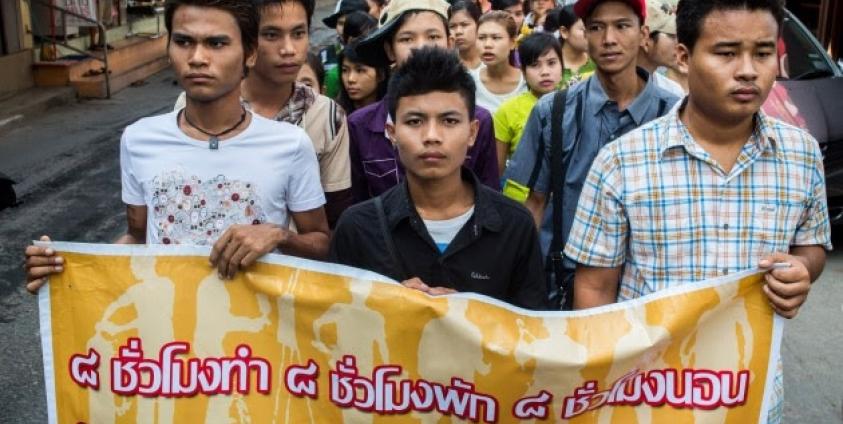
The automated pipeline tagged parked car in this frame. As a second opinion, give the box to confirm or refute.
[761,10,843,224]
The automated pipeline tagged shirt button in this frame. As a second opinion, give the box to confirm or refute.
[723,223,729,230]
[723,268,729,275]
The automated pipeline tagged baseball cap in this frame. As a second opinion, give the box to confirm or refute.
[353,0,449,66]
[646,0,677,35]
[573,0,646,22]
[323,0,370,29]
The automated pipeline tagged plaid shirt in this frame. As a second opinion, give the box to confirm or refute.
[564,103,831,424]
[564,103,832,301]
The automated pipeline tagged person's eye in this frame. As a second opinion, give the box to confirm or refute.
[262,31,278,40]
[173,39,191,47]
[405,118,422,126]
[444,118,460,125]
[717,51,737,58]
[209,40,227,49]
[757,51,774,58]
[293,30,307,39]
[398,37,412,43]
[430,34,442,40]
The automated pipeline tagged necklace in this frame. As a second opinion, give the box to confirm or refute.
[182,107,247,150]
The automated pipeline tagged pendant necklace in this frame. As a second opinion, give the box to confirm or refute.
[182,107,247,150]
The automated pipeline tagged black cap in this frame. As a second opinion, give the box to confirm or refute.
[322,0,370,28]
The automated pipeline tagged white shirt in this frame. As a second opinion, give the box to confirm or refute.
[120,111,325,245]
[470,66,527,114]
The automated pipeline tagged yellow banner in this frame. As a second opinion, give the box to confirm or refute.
[39,243,782,423]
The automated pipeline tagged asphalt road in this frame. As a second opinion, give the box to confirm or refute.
[1,2,842,423]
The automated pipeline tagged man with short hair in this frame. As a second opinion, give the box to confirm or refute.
[174,0,353,228]
[564,1,830,422]
[331,47,547,310]
[503,0,679,308]
[638,0,685,97]
[347,0,500,202]
[25,0,330,293]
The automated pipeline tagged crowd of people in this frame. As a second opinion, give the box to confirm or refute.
[23,0,832,420]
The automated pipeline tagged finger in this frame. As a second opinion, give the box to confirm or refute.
[769,264,808,283]
[209,230,234,265]
[26,278,47,295]
[218,238,241,279]
[26,255,64,269]
[765,273,810,298]
[762,283,805,314]
[758,252,790,269]
[25,245,55,257]
[227,246,251,279]
[239,251,262,270]
[27,265,63,281]
[428,287,457,296]
[401,279,430,292]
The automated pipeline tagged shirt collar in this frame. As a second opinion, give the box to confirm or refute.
[589,67,659,126]
[381,168,503,232]
[660,98,782,158]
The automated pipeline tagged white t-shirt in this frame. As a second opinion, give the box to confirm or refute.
[470,66,528,114]
[120,111,326,246]
[423,207,475,253]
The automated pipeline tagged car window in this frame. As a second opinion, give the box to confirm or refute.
[779,13,836,80]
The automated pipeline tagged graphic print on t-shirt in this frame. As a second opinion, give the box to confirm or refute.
[151,171,267,245]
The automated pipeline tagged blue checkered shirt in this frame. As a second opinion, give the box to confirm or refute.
[563,104,832,423]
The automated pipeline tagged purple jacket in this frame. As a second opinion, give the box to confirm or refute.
[347,99,500,202]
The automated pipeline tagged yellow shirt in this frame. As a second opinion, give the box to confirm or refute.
[493,91,539,156]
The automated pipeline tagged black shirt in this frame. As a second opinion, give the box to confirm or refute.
[330,169,548,310]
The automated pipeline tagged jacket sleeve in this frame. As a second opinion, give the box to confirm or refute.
[347,117,371,203]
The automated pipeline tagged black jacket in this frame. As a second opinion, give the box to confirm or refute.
[330,169,548,310]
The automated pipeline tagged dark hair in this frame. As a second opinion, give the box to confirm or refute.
[386,47,475,121]
[491,0,524,12]
[478,10,518,39]
[304,51,325,90]
[677,0,784,52]
[338,41,389,114]
[342,11,377,43]
[544,5,577,33]
[259,0,315,29]
[386,10,450,44]
[448,0,482,23]
[518,32,562,71]
[165,0,259,57]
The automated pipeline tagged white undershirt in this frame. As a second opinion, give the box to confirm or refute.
[422,207,475,253]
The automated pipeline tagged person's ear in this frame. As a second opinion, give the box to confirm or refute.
[640,24,650,50]
[386,121,397,146]
[467,118,479,149]
[676,42,691,74]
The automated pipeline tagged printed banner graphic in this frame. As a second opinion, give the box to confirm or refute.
[39,243,782,423]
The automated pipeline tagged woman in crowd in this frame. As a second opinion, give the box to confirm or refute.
[491,0,526,35]
[448,1,483,72]
[521,0,553,35]
[298,52,326,94]
[472,11,527,114]
[555,5,595,87]
[494,32,562,173]
[337,41,388,115]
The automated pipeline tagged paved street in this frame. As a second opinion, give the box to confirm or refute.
[0,2,842,423]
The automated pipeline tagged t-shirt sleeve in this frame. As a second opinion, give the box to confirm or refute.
[120,129,145,206]
[792,135,833,250]
[493,105,514,144]
[563,146,628,268]
[502,98,551,202]
[287,133,327,212]
[317,99,352,192]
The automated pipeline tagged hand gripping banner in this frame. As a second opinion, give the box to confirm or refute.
[38,243,783,423]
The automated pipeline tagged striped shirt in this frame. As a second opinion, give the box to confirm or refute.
[564,103,832,301]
